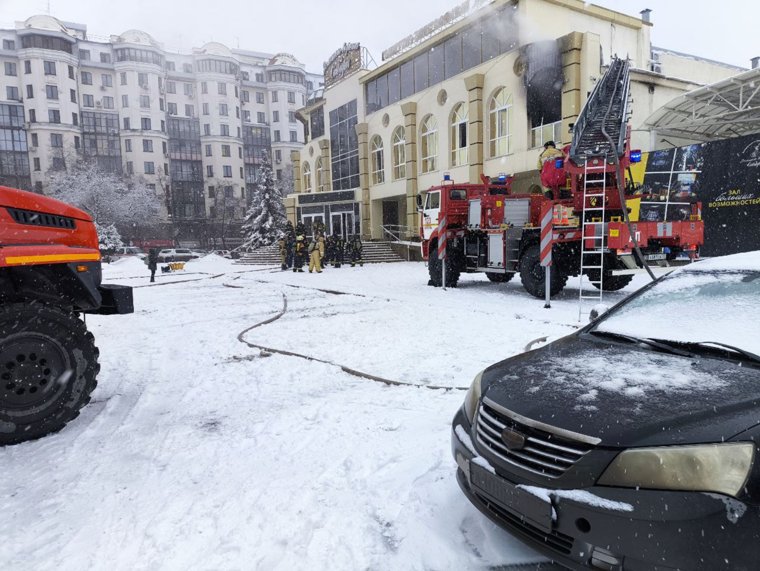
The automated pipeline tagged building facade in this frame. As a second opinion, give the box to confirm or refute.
[0,15,322,245]
[290,0,745,241]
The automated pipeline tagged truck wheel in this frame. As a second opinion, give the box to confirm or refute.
[589,272,634,291]
[519,244,567,298]
[0,303,99,445]
[486,272,514,283]
[428,247,460,288]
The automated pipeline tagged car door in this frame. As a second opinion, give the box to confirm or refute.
[421,190,441,241]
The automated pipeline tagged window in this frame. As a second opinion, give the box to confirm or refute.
[183,63,192,73]
[206,165,214,177]
[224,186,233,198]
[125,139,132,152]
[24,61,31,74]
[100,52,111,63]
[271,91,278,103]
[220,124,229,136]
[31,133,38,147]
[315,156,325,192]
[79,49,90,61]
[81,71,92,85]
[138,72,148,86]
[287,91,295,104]
[203,123,210,135]
[4,62,16,76]
[162,141,167,154]
[272,110,279,122]
[166,81,176,94]
[235,106,240,119]
[450,103,468,166]
[419,115,438,173]
[29,109,36,122]
[126,161,133,174]
[120,72,127,85]
[101,74,112,87]
[242,90,250,102]
[52,157,65,170]
[275,150,282,162]
[45,85,58,100]
[70,88,76,103]
[3,39,15,50]
[489,88,513,157]
[302,161,312,193]
[207,186,215,198]
[72,112,78,125]
[185,104,194,117]
[48,110,60,123]
[121,94,128,108]
[223,165,232,178]
[102,96,114,109]
[218,82,227,95]
[144,161,155,175]
[50,133,63,147]
[273,130,280,142]
[123,117,130,129]
[168,102,177,115]
[530,120,562,150]
[6,86,19,101]
[219,103,228,116]
[289,130,297,142]
[222,144,231,157]
[141,117,151,130]
[255,73,264,83]
[392,126,406,180]
[140,95,150,109]
[205,144,212,156]
[74,135,80,149]
[370,135,384,184]
[288,111,296,123]
[143,139,153,152]
[257,112,265,123]
[201,81,207,94]
[243,110,251,123]
[256,91,264,104]
[83,94,94,107]
[328,99,359,190]
[183,83,193,96]
[68,65,74,79]
[199,102,208,115]
[161,120,165,132]
[33,157,40,171]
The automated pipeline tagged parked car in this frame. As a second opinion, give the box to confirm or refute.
[112,246,145,259]
[210,250,232,259]
[157,248,201,262]
[451,251,760,570]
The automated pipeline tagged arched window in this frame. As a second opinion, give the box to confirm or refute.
[370,135,385,185]
[489,88,513,157]
[450,103,468,167]
[419,115,438,173]
[302,161,312,193]
[315,156,325,192]
[392,126,406,180]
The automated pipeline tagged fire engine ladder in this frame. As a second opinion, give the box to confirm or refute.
[578,156,609,317]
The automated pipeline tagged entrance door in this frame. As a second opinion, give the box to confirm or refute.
[382,200,399,227]
[330,212,354,240]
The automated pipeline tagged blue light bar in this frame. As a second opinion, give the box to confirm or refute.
[443,172,451,181]
[497,172,507,182]
[630,150,642,163]
[555,158,564,168]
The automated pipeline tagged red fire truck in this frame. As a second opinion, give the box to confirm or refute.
[418,58,704,298]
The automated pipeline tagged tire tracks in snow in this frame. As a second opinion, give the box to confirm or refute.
[236,291,468,391]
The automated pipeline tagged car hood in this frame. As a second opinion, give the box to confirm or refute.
[481,335,760,448]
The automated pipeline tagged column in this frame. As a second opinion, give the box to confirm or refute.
[465,73,485,183]
[355,122,371,240]
[401,101,418,234]
[318,139,332,190]
[291,150,302,194]
[559,32,584,145]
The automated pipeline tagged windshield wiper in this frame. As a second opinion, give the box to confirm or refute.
[656,340,760,366]
[587,331,693,357]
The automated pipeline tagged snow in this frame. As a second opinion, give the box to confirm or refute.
[518,486,634,513]
[0,261,647,569]
[680,250,760,272]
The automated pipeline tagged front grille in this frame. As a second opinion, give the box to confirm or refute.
[474,491,574,555]
[6,208,76,229]
[476,398,597,479]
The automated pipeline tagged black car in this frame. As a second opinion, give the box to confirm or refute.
[451,251,760,570]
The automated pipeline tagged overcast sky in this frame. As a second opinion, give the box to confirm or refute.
[0,0,756,73]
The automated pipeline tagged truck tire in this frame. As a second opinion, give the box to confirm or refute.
[486,272,514,283]
[587,257,635,291]
[519,244,567,298]
[428,246,460,287]
[0,303,99,445]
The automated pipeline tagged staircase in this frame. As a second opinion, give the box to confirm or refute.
[235,241,405,265]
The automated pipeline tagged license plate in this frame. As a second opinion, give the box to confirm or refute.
[644,253,667,261]
[470,463,553,532]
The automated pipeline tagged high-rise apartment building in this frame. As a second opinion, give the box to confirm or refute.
[0,15,323,243]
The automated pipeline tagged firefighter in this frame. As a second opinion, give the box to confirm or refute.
[277,233,288,270]
[537,141,565,199]
[324,233,335,268]
[333,231,344,268]
[284,221,295,268]
[308,232,325,273]
[293,232,307,272]
[349,234,364,267]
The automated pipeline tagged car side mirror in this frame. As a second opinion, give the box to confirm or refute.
[589,304,611,322]
[416,194,423,211]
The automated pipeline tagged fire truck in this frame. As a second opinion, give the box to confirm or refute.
[0,185,133,444]
[418,58,704,298]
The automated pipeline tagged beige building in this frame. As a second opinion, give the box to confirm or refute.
[289,0,744,241]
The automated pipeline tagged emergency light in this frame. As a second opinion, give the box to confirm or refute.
[555,158,564,168]
[630,150,642,163]
[496,172,508,183]
[443,172,451,181]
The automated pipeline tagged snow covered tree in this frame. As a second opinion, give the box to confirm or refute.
[95,222,124,255]
[47,158,161,229]
[240,152,286,250]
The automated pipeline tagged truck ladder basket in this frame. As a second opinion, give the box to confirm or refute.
[578,156,608,319]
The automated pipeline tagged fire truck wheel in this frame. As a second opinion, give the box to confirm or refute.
[519,244,567,298]
[590,272,634,291]
[486,272,514,283]
[428,247,460,287]
[0,303,99,445]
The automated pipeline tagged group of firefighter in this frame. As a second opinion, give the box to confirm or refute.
[277,220,364,273]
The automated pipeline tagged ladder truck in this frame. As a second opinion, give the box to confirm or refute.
[418,57,704,298]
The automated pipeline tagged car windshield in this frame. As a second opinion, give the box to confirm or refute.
[594,270,760,355]
[176,249,191,253]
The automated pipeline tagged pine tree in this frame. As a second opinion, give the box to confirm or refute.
[95,222,124,253]
[240,152,286,250]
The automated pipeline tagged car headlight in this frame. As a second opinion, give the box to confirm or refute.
[463,370,484,423]
[598,442,755,498]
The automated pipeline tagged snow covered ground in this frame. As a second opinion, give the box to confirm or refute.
[0,256,647,570]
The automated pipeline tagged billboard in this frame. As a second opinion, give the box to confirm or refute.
[629,134,760,256]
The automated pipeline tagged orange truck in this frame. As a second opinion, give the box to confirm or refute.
[0,185,133,445]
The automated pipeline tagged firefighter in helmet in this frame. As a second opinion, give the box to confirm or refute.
[293,231,307,272]
[537,140,565,199]
[308,231,325,273]
[348,234,364,267]
[333,231,344,268]
[277,233,288,271]
[284,221,296,268]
